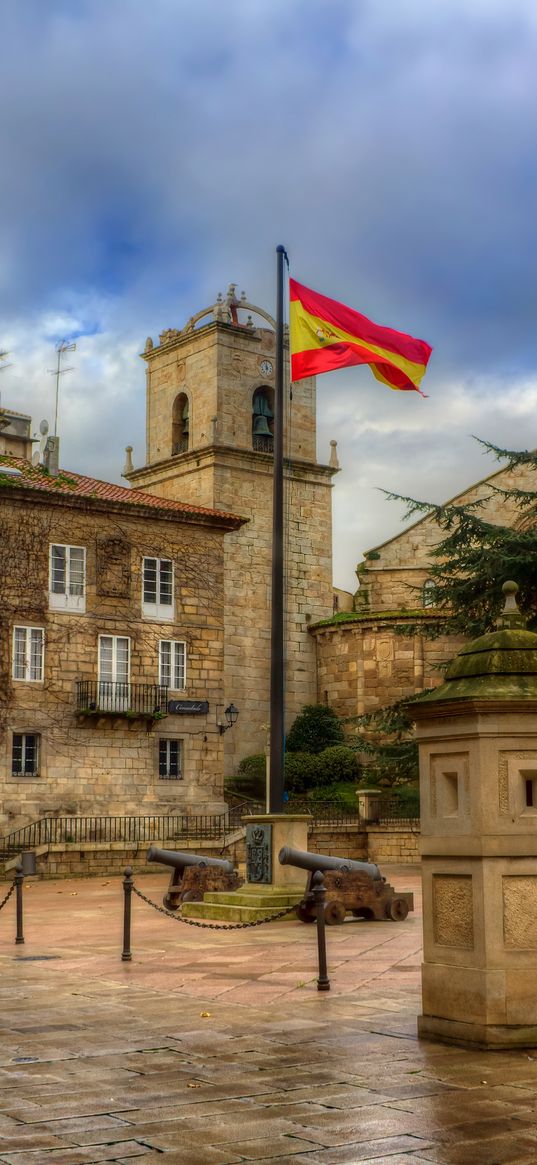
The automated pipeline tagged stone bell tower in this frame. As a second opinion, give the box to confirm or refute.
[125,285,337,772]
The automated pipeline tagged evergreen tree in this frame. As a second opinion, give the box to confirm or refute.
[286,703,344,754]
[382,439,537,639]
[350,440,537,787]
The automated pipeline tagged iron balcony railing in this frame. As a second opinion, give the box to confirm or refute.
[76,681,168,718]
[253,435,273,454]
[362,797,420,827]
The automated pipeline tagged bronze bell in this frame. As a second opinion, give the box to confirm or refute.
[252,415,273,437]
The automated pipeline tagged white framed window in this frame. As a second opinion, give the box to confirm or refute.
[159,738,183,780]
[98,635,130,711]
[49,544,86,612]
[12,733,40,777]
[142,557,174,619]
[13,627,44,682]
[423,579,436,608]
[159,640,186,690]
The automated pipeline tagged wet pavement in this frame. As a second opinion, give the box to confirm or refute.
[1,866,537,1163]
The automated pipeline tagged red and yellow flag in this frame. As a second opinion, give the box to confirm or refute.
[289,279,432,395]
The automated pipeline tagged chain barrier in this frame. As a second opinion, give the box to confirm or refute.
[131,883,297,930]
[0,881,15,913]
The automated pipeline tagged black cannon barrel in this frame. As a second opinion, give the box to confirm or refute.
[278,846,381,880]
[146,846,234,873]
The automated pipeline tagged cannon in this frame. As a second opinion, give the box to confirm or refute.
[278,846,413,925]
[146,845,243,909]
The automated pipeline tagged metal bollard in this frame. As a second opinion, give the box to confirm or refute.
[14,862,24,945]
[122,866,133,962]
[312,870,330,992]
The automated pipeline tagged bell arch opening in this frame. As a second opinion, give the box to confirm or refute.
[172,393,190,455]
[252,386,274,453]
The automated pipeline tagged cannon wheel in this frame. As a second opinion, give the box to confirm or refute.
[163,895,179,911]
[324,900,346,926]
[296,902,316,923]
[387,897,409,922]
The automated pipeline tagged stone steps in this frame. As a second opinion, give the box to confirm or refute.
[181,883,304,923]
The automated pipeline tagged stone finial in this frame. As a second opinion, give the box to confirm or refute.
[329,439,340,469]
[144,337,153,352]
[123,445,134,476]
[496,580,526,630]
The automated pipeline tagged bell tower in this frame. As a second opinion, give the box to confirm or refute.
[126,285,337,772]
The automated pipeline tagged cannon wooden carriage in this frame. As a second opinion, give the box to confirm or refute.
[278,846,414,925]
[146,845,243,909]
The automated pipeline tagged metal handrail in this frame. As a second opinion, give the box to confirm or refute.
[0,800,420,859]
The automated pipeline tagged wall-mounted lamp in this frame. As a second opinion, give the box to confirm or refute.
[217,703,239,734]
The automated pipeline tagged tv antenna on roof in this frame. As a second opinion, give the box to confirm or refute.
[48,340,76,437]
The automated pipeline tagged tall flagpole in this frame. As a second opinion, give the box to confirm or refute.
[268,244,286,813]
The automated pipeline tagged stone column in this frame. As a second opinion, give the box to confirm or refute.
[412,582,537,1049]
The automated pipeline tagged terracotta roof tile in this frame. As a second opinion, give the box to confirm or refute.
[0,456,243,527]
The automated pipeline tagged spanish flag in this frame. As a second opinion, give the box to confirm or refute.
[289,278,432,395]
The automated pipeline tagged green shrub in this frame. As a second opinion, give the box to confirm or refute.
[230,753,267,799]
[237,753,266,779]
[284,751,321,794]
[286,704,344,754]
[315,745,360,786]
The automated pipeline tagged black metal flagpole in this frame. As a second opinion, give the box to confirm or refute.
[268,244,287,813]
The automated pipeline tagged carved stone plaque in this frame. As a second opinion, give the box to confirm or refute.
[433,874,474,948]
[96,538,131,598]
[246,823,272,884]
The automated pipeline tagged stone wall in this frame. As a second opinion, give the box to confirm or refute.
[366,825,420,864]
[357,460,537,615]
[312,615,464,718]
[0,490,231,834]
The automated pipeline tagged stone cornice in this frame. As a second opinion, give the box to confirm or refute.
[410,697,537,721]
[309,611,440,635]
[126,444,337,484]
[141,320,265,362]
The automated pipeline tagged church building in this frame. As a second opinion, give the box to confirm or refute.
[1,285,531,836]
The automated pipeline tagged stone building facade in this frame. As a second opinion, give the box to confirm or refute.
[0,457,242,835]
[125,289,337,770]
[311,460,537,718]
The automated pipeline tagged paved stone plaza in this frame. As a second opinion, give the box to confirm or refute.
[1,867,537,1164]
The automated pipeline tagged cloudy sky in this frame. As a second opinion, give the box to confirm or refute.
[2,0,537,589]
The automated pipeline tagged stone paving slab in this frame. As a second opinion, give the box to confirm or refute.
[1,866,537,1163]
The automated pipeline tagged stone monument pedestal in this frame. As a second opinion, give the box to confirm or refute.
[181,813,309,923]
[243,813,310,890]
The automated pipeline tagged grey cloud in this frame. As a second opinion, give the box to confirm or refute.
[2,0,537,586]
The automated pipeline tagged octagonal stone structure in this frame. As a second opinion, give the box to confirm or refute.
[411,582,537,1049]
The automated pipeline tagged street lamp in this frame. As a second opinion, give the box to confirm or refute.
[217,703,239,734]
